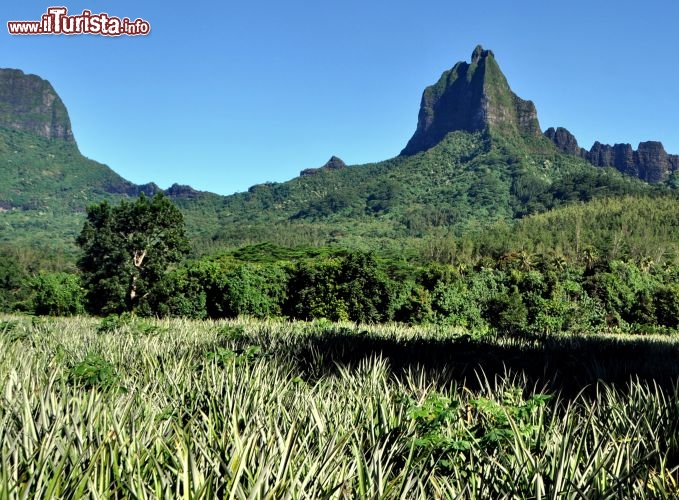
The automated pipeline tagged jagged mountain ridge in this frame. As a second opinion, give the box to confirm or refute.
[399,46,676,183]
[299,156,347,177]
[545,126,679,183]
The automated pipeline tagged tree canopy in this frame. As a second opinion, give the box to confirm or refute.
[76,193,190,315]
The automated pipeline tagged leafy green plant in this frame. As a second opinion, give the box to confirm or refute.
[204,346,237,364]
[97,313,133,333]
[131,319,166,336]
[69,352,123,391]
[0,251,28,313]
[469,388,552,451]
[30,271,84,316]
[407,393,472,453]
[204,344,263,365]
[217,324,246,339]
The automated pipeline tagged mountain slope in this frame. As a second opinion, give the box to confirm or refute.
[203,46,672,251]
[0,70,225,254]
[208,130,662,253]
[0,127,147,212]
[474,195,679,262]
[0,48,676,262]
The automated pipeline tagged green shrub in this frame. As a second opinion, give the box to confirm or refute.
[585,261,660,330]
[30,271,84,316]
[284,257,348,321]
[469,388,552,452]
[97,313,133,333]
[654,284,679,328]
[338,252,395,323]
[431,280,487,331]
[393,282,433,324]
[486,286,528,335]
[69,353,123,391]
[220,264,287,318]
[285,252,395,323]
[188,259,288,319]
[145,267,207,319]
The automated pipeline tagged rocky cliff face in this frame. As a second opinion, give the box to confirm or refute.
[636,142,675,183]
[545,127,679,183]
[0,69,74,142]
[401,46,541,156]
[544,127,587,158]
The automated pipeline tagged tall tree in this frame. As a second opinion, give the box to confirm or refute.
[76,193,190,315]
[0,251,27,312]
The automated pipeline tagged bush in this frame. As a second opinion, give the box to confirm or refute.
[222,264,287,318]
[585,261,659,329]
[31,272,84,316]
[486,286,528,335]
[654,284,679,328]
[393,282,433,324]
[190,259,288,319]
[338,252,395,323]
[284,257,348,321]
[284,252,396,323]
[431,280,487,331]
[145,267,207,319]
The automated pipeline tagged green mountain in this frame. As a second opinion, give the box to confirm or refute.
[206,47,669,252]
[0,48,675,265]
[401,46,540,155]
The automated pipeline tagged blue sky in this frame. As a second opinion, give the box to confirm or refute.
[5,1,679,195]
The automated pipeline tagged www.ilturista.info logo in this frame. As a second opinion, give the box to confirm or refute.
[8,7,150,36]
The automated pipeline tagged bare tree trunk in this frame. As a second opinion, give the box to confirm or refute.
[129,249,147,308]
[130,275,137,303]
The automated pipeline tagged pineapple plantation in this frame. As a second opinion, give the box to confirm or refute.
[1,314,679,498]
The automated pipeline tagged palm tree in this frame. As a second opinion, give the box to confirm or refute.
[547,251,568,273]
[640,256,655,273]
[582,247,598,271]
[517,250,535,272]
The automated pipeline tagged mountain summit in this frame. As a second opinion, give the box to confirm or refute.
[0,69,74,142]
[401,46,540,156]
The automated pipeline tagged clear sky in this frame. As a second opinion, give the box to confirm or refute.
[4,1,679,195]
